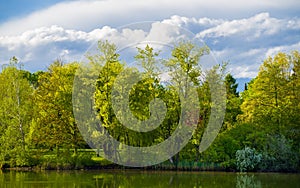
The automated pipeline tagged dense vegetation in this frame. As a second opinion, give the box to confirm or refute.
[0,41,299,172]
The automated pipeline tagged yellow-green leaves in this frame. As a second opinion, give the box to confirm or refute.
[240,51,300,136]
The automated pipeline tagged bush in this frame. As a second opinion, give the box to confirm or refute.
[40,150,97,170]
[236,147,262,172]
[71,152,97,169]
[259,134,299,172]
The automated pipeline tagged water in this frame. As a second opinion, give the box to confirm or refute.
[0,170,299,188]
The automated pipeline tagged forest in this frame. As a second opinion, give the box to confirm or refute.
[0,40,299,172]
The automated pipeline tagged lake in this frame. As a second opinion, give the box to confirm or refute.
[0,170,299,187]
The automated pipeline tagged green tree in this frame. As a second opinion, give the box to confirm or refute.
[31,61,85,154]
[135,44,160,78]
[238,51,300,171]
[164,41,209,166]
[0,57,34,167]
[90,41,124,160]
[287,51,300,151]
[222,74,242,131]
[239,52,298,135]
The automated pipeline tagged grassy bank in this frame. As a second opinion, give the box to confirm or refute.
[0,148,224,171]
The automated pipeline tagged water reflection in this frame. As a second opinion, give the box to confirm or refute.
[0,170,298,188]
[236,174,262,188]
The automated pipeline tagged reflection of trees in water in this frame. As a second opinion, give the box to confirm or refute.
[93,173,206,188]
[236,174,261,188]
[7,171,293,188]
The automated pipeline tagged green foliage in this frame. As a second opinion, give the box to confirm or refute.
[39,150,97,170]
[0,43,299,172]
[225,74,239,97]
[135,44,160,78]
[239,52,300,135]
[0,57,34,167]
[31,60,85,151]
[223,74,242,131]
[238,51,300,171]
[259,134,299,172]
[236,147,262,172]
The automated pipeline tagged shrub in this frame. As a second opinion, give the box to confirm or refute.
[236,147,262,172]
[259,134,299,172]
[71,152,97,169]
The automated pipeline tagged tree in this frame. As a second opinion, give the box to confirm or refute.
[239,51,300,170]
[222,74,242,131]
[31,60,85,154]
[89,40,124,160]
[239,52,296,134]
[287,51,300,151]
[135,44,160,79]
[163,41,209,166]
[225,74,239,97]
[0,57,34,167]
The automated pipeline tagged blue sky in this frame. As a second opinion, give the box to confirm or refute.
[0,0,300,90]
[0,0,66,22]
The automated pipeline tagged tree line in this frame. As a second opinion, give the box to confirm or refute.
[0,41,299,171]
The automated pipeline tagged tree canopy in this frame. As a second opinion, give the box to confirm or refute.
[0,43,299,172]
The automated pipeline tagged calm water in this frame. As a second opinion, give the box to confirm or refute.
[0,170,299,188]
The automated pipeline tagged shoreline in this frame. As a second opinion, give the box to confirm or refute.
[2,165,299,174]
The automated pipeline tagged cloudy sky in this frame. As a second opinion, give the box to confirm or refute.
[0,0,300,87]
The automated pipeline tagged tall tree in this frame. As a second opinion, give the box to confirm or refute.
[240,52,291,133]
[239,51,300,152]
[222,74,242,131]
[287,51,300,150]
[31,61,85,154]
[0,57,34,167]
[91,40,124,160]
[164,41,209,166]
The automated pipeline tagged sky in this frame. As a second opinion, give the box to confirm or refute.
[0,0,300,90]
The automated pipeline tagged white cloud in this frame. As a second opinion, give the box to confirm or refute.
[0,22,195,71]
[162,15,224,29]
[162,15,192,27]
[0,25,114,51]
[0,12,299,79]
[197,12,300,39]
[212,40,300,78]
[145,22,185,44]
[0,25,116,70]
[212,48,261,78]
[1,0,300,36]
[265,42,300,58]
[231,66,259,78]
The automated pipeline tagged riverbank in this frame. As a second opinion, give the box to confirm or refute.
[2,162,299,173]
[1,148,298,173]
